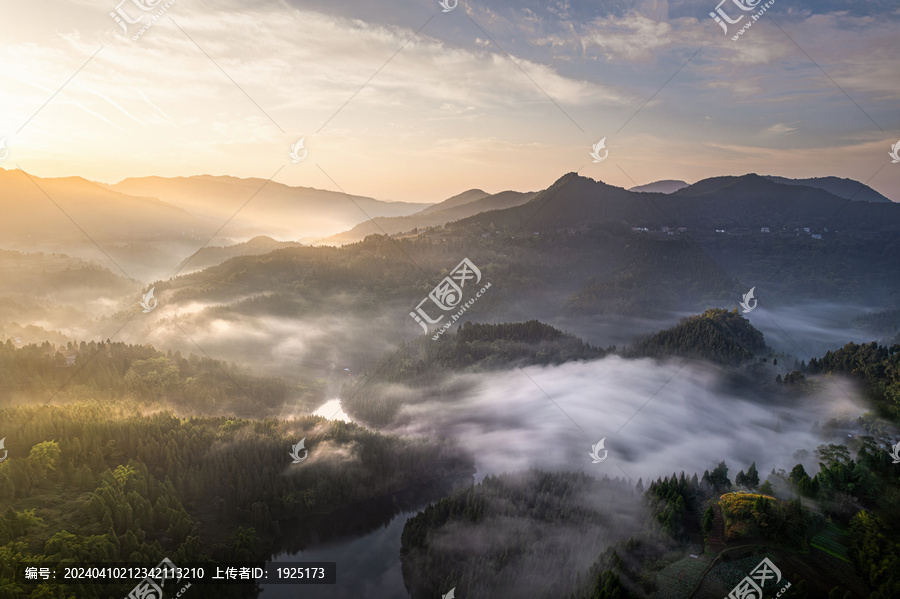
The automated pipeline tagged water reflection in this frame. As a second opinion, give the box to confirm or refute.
[261,475,472,598]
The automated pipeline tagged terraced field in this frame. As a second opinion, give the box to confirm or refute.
[810,521,851,562]
[655,547,711,599]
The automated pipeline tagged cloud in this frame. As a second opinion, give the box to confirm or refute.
[536,13,681,62]
[766,123,798,134]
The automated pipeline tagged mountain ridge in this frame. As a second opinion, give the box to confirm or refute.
[446,172,900,234]
[321,189,538,244]
[109,174,429,240]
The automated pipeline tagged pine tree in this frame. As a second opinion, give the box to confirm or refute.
[702,506,714,535]
[746,462,760,489]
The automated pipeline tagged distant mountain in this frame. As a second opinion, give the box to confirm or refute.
[0,168,206,244]
[448,173,900,234]
[626,308,768,366]
[629,179,689,194]
[322,190,537,244]
[109,175,429,240]
[175,235,304,274]
[419,189,490,214]
[763,175,892,203]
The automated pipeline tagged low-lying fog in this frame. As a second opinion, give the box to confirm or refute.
[748,303,894,357]
[114,299,892,382]
[388,356,865,484]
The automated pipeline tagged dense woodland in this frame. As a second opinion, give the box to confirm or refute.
[0,339,324,416]
[0,344,473,598]
[560,237,740,318]
[696,230,900,305]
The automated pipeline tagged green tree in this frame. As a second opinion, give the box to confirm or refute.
[746,462,760,489]
[230,527,258,561]
[28,441,61,483]
[789,464,808,486]
[702,506,714,536]
[709,461,732,493]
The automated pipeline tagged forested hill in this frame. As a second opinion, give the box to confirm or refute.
[382,320,606,381]
[626,308,768,366]
[340,320,606,426]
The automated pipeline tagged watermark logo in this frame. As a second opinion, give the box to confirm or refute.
[590,137,608,163]
[710,0,775,41]
[125,557,190,599]
[439,0,457,13]
[739,287,757,313]
[726,557,790,599]
[889,441,900,464]
[289,138,307,163]
[0,438,7,464]
[890,140,900,164]
[140,288,158,313]
[109,0,177,40]
[442,588,456,599]
[589,438,608,463]
[0,137,8,162]
[409,258,492,339]
[289,438,308,464]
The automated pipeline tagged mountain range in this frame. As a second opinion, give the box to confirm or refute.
[445,173,900,235]
[3,168,898,331]
[629,175,892,203]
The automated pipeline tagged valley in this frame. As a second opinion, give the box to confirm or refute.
[1,167,898,598]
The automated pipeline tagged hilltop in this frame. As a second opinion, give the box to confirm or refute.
[626,308,768,366]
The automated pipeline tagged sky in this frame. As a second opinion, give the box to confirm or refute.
[1,0,898,203]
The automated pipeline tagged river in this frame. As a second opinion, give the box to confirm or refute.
[259,400,469,598]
